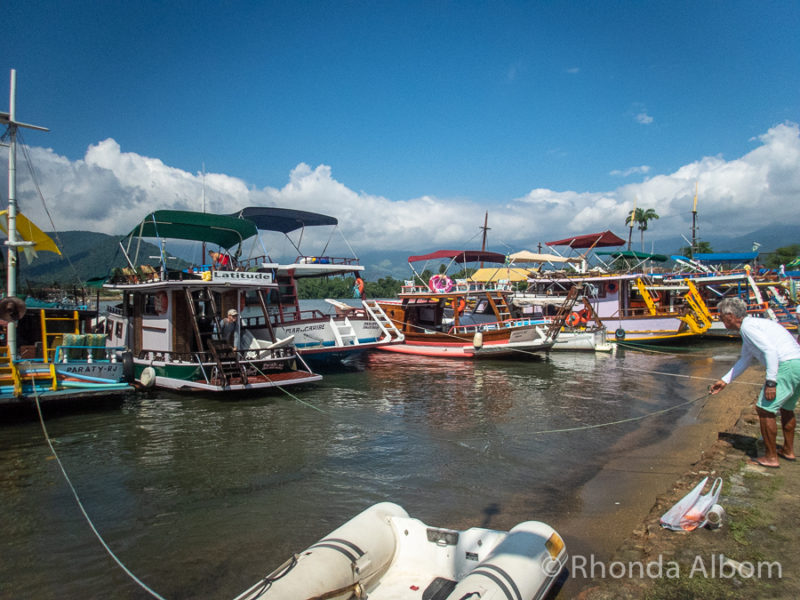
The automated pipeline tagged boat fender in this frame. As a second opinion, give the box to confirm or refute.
[442,521,567,600]
[140,366,156,388]
[238,502,408,599]
[614,328,626,341]
[566,312,581,327]
[473,331,483,349]
[121,351,135,383]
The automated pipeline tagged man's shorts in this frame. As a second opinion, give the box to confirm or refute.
[757,359,800,414]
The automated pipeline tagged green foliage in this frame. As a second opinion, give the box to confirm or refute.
[679,240,714,258]
[297,275,403,299]
[763,244,800,268]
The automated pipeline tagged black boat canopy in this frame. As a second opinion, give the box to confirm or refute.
[230,207,338,233]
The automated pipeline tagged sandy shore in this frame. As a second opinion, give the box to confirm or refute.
[552,376,759,597]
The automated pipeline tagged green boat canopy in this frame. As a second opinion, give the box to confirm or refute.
[126,210,258,250]
[596,249,668,262]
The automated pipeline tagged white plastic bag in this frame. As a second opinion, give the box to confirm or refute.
[660,477,723,531]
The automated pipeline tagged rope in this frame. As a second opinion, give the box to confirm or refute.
[31,390,169,600]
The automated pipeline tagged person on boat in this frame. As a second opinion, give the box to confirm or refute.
[220,308,240,351]
[709,297,800,468]
[210,250,231,270]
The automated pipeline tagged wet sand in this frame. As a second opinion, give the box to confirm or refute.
[553,378,759,597]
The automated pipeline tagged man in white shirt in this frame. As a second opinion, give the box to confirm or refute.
[710,297,800,468]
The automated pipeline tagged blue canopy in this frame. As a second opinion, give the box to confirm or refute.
[693,252,758,263]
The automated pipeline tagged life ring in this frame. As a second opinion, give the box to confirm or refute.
[615,328,626,341]
[607,281,618,294]
[566,312,582,327]
[156,291,168,315]
[429,274,454,293]
[578,308,590,324]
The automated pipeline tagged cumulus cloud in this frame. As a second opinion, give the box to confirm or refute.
[635,111,654,125]
[2,123,800,257]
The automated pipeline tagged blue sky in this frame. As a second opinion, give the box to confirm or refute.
[2,1,800,256]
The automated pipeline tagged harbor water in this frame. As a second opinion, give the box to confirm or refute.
[0,336,744,599]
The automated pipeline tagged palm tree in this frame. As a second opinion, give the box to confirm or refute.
[632,208,659,251]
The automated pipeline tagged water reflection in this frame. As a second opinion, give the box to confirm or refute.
[0,341,741,599]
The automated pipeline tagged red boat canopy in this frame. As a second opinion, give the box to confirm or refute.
[408,250,507,264]
[546,230,625,248]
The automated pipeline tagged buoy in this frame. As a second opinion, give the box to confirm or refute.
[140,366,156,388]
[473,331,484,349]
[615,328,626,341]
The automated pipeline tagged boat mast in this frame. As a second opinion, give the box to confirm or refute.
[691,181,698,258]
[480,211,490,268]
[1,69,49,358]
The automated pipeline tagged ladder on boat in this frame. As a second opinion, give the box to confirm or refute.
[486,292,512,321]
[207,339,248,387]
[39,309,80,363]
[0,345,59,397]
[362,300,404,342]
[331,316,358,347]
[545,286,582,340]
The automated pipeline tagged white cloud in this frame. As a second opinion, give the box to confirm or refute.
[635,111,654,125]
[610,165,651,177]
[566,67,580,74]
[3,122,800,258]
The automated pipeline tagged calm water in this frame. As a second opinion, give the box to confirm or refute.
[0,337,741,599]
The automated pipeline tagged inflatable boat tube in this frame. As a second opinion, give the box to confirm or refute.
[236,502,408,600]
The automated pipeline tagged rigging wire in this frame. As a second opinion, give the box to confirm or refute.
[31,389,169,600]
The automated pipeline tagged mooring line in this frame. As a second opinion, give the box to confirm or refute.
[615,365,763,387]
[32,391,169,600]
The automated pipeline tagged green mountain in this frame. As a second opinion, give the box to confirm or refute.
[2,230,162,289]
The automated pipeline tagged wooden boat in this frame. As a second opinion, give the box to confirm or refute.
[1,69,133,406]
[377,250,571,358]
[235,502,567,600]
[102,210,321,392]
[229,207,404,363]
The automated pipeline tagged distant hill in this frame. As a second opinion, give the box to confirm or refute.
[2,231,165,288]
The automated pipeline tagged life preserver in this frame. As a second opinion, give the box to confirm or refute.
[429,275,454,293]
[578,308,590,324]
[607,281,618,294]
[566,312,582,327]
[156,291,168,315]
[615,328,626,341]
[456,297,467,315]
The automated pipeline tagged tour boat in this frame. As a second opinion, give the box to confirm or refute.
[102,210,321,392]
[235,502,567,600]
[230,207,404,363]
[1,70,133,405]
[376,250,574,359]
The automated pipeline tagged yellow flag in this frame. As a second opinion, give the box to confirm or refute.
[0,210,62,260]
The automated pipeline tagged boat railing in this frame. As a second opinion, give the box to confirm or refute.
[400,280,515,295]
[53,344,128,363]
[137,346,296,365]
[449,317,545,335]
[295,255,359,266]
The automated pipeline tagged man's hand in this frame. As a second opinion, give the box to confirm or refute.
[709,379,727,395]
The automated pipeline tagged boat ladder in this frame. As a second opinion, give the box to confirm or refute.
[486,292,512,321]
[362,300,405,342]
[331,316,359,347]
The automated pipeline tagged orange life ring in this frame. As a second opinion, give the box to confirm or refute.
[356,278,365,294]
[606,281,618,294]
[566,312,581,327]
[578,308,590,324]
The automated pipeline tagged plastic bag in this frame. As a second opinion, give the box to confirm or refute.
[660,477,723,531]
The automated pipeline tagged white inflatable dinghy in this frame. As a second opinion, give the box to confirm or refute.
[235,502,567,600]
